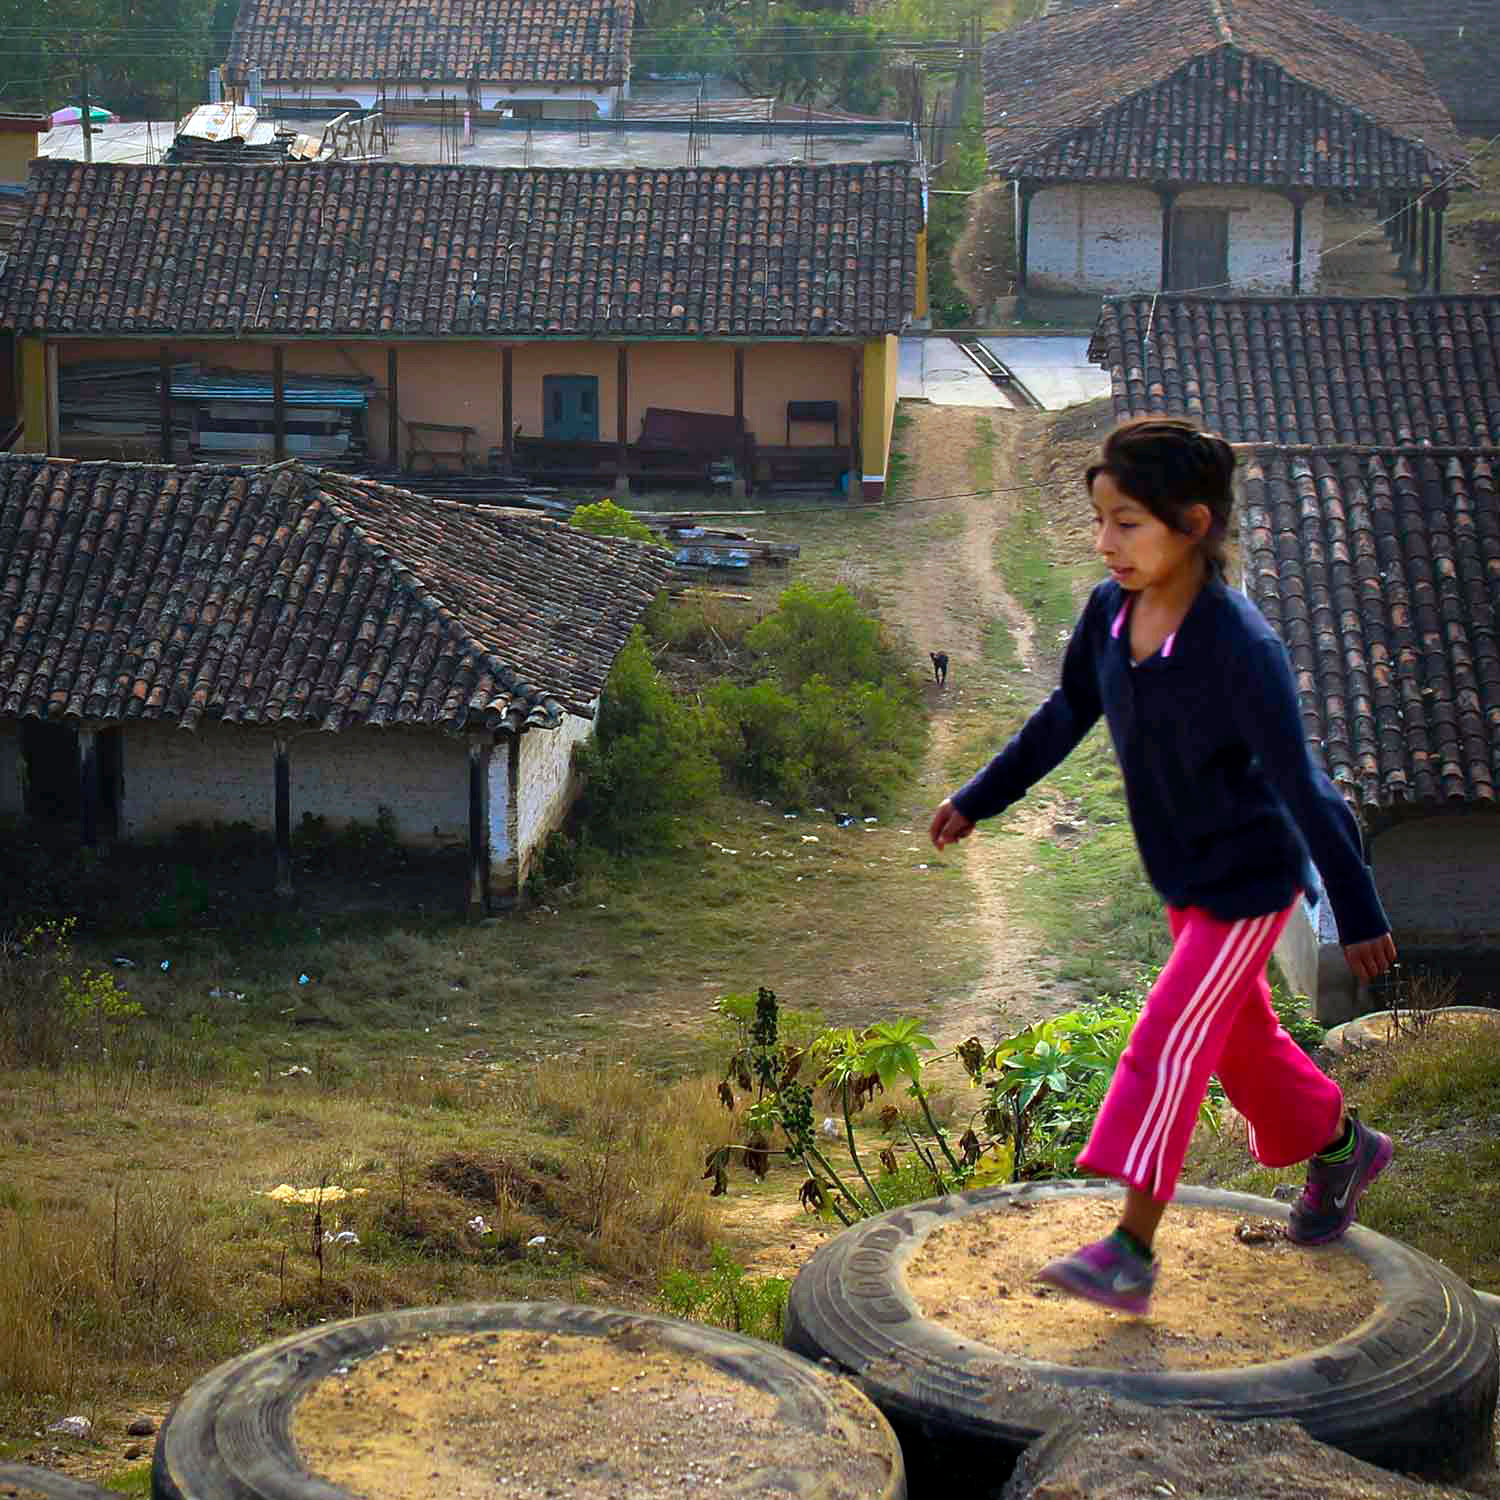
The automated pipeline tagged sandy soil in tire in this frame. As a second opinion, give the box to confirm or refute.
[903,1199,1380,1371]
[292,1329,897,1500]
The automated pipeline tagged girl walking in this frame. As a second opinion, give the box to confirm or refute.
[929,418,1397,1315]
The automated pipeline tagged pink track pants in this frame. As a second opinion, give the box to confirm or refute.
[1075,900,1344,1203]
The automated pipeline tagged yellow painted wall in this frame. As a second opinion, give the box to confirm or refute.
[860,334,900,496]
[55,337,868,466]
[914,228,929,320]
[0,129,38,184]
[19,336,46,452]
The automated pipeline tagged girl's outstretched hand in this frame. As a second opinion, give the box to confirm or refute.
[1344,933,1397,982]
[929,799,975,851]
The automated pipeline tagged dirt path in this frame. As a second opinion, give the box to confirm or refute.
[877,403,1061,1050]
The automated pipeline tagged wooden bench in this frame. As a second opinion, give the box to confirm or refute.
[406,420,477,474]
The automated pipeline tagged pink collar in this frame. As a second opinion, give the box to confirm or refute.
[1111,596,1177,659]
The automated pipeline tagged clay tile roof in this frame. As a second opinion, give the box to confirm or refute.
[1089,295,1500,446]
[1242,448,1500,811]
[984,0,1462,188]
[0,160,922,339]
[227,0,632,86]
[0,455,672,732]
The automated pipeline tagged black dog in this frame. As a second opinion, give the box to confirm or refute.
[930,651,949,687]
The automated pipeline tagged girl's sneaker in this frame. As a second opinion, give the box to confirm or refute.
[1036,1234,1157,1315]
[1286,1119,1393,1246]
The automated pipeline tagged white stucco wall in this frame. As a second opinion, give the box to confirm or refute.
[1027,183,1321,295]
[515,711,594,882]
[118,722,467,845]
[487,744,512,875]
[0,724,22,817]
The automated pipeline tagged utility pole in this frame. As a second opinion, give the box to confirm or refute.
[80,60,93,162]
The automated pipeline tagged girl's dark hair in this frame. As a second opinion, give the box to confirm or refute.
[1086,417,1236,572]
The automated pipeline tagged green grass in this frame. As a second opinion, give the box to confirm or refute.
[996,465,1098,648]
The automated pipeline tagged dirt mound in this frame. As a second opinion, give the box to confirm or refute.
[428,1151,559,1214]
[1001,1393,1489,1500]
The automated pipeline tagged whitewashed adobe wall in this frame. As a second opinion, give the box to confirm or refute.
[1028,184,1319,294]
[1029,185,1164,294]
[118,722,468,845]
[515,711,594,884]
[0,724,22,816]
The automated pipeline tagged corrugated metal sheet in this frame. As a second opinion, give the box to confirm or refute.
[169,372,371,407]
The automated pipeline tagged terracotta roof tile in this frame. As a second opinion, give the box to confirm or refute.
[0,160,923,339]
[1242,448,1500,811]
[1090,295,1500,445]
[227,0,632,86]
[984,0,1461,188]
[0,455,671,731]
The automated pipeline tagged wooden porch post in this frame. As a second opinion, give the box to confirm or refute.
[733,346,747,499]
[502,346,514,472]
[1289,194,1304,296]
[615,344,630,496]
[848,347,862,502]
[387,347,400,468]
[159,345,174,461]
[44,342,59,455]
[273,734,293,897]
[78,727,98,848]
[272,346,287,461]
[1158,186,1177,291]
[1431,191,1448,292]
[467,736,491,916]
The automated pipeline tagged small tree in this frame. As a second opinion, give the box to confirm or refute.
[569,499,665,548]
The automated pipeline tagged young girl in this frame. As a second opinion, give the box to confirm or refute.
[929,418,1397,1315]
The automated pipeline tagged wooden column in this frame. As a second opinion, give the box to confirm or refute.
[44,342,60,455]
[159,345,174,461]
[467,736,492,916]
[1289,194,1304,296]
[387,347,400,467]
[272,346,287,462]
[502,346,514,472]
[1432,202,1446,293]
[1158,187,1177,291]
[733,346,747,498]
[78,727,98,848]
[1419,203,1432,289]
[615,344,630,495]
[848,348,862,502]
[273,734,292,897]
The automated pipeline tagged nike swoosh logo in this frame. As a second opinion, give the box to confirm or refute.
[1332,1177,1358,1210]
[1112,1272,1143,1292]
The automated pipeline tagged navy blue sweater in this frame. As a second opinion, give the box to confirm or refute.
[951,577,1389,946]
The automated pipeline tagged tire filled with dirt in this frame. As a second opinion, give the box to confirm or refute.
[0,1466,121,1500]
[785,1182,1498,1488]
[152,1300,906,1500]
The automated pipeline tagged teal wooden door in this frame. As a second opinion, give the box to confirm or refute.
[543,375,599,440]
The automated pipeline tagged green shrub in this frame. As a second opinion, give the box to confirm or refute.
[657,1246,789,1343]
[569,499,664,547]
[743,582,904,693]
[573,628,720,854]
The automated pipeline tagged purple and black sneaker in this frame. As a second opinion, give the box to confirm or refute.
[1036,1233,1158,1315]
[1287,1118,1393,1246]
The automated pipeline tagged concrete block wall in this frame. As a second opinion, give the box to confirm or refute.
[1371,814,1500,945]
[119,722,468,845]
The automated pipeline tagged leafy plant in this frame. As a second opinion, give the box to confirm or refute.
[569,499,666,548]
[658,1247,789,1343]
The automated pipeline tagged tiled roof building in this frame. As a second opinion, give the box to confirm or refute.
[226,0,632,88]
[1241,447,1500,813]
[0,455,670,732]
[1,160,922,340]
[984,0,1461,190]
[1089,295,1500,446]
